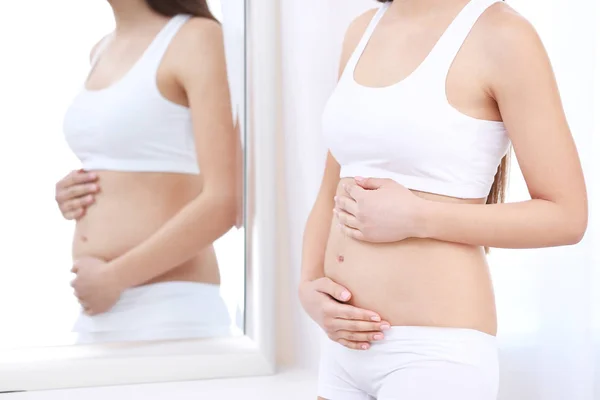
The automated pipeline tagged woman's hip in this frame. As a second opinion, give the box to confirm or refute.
[72,281,232,343]
[318,325,499,400]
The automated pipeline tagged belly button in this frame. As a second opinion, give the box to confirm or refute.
[337,254,344,263]
[81,235,88,242]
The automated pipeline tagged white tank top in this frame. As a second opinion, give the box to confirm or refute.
[322,0,511,199]
[63,15,200,174]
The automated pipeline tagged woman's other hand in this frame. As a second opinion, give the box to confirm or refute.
[299,277,390,350]
[55,170,99,220]
[71,256,124,315]
[334,177,427,243]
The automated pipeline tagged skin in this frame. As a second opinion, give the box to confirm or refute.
[302,0,587,367]
[59,0,239,315]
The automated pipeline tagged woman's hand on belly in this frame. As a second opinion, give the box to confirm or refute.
[55,170,99,220]
[299,277,391,350]
[71,256,125,315]
[334,177,427,243]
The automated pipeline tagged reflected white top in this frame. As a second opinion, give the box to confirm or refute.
[322,0,511,198]
[63,15,200,174]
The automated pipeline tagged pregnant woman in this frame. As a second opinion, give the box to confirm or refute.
[53,0,240,343]
[300,0,587,398]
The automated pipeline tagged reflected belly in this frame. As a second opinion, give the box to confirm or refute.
[73,171,219,285]
[324,179,497,335]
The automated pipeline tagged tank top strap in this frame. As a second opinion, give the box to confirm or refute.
[423,0,502,84]
[342,2,391,79]
[143,14,192,72]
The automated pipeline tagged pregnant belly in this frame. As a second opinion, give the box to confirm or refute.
[73,171,219,285]
[323,180,498,335]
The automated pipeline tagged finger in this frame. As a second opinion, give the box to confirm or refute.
[331,319,389,333]
[60,194,95,212]
[57,183,99,203]
[342,183,366,201]
[339,224,365,241]
[66,170,98,187]
[334,330,385,343]
[335,338,370,351]
[334,194,358,216]
[354,177,386,190]
[334,209,360,230]
[313,277,352,302]
[57,170,97,191]
[334,303,381,322]
[64,208,86,221]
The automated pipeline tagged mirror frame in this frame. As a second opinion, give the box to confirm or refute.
[0,0,280,391]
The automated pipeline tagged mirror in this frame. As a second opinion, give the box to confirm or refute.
[0,0,246,349]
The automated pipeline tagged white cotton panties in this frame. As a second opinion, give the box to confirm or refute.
[72,281,232,344]
[318,326,499,400]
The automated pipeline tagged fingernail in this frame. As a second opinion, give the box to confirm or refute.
[373,334,384,340]
[371,315,381,322]
[380,324,391,330]
[361,344,369,350]
[89,173,97,179]
[340,291,351,301]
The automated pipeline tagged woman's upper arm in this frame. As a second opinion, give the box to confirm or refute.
[176,19,236,195]
[486,7,587,228]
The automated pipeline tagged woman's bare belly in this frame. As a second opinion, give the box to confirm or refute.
[72,171,220,286]
[324,178,497,335]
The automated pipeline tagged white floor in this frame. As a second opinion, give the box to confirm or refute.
[3,370,317,400]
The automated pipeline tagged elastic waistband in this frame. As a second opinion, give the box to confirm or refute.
[122,281,221,300]
[382,326,497,343]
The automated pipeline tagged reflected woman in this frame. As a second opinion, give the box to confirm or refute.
[300,0,587,399]
[53,0,240,343]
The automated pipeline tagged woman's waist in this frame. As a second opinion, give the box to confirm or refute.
[324,230,493,305]
[73,171,202,259]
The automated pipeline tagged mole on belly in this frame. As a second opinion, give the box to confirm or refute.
[337,254,344,263]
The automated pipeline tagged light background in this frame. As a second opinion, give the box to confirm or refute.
[0,0,246,349]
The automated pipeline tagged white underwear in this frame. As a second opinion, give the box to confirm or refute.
[72,281,232,344]
[318,326,499,400]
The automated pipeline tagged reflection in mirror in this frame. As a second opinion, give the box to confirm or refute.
[0,0,245,348]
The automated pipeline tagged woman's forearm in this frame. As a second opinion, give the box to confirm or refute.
[108,191,237,288]
[420,198,587,249]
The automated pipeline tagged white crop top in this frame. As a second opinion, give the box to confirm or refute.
[322,0,511,199]
[63,15,200,175]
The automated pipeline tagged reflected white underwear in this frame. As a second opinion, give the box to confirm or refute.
[318,326,499,400]
[72,281,232,344]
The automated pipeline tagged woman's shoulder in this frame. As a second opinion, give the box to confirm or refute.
[169,16,225,63]
[344,8,379,49]
[475,2,540,54]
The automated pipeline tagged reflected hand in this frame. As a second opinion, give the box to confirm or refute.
[55,170,99,220]
[71,257,124,315]
[299,277,390,350]
[334,177,426,243]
